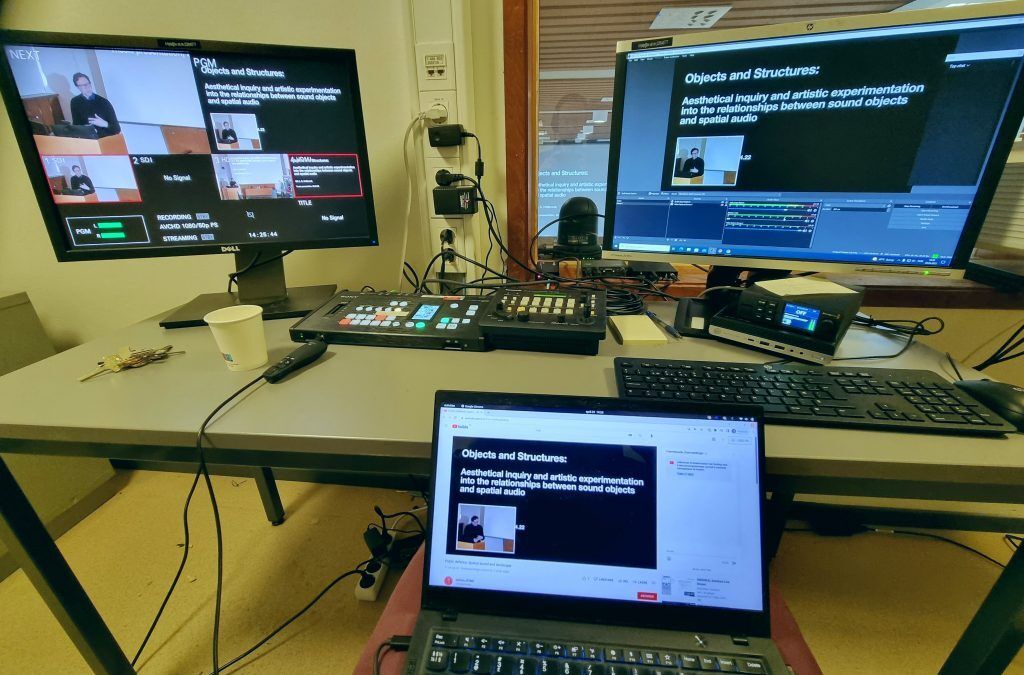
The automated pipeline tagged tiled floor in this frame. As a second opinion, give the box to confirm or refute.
[0,471,1021,674]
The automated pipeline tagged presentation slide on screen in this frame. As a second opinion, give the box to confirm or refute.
[657,33,1020,193]
[428,409,765,611]
[3,42,374,250]
[447,436,657,569]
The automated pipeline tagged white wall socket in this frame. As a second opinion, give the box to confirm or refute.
[420,91,459,161]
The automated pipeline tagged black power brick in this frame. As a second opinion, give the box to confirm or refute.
[428,123,466,147]
[433,185,478,215]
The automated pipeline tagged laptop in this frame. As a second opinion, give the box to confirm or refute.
[404,391,787,674]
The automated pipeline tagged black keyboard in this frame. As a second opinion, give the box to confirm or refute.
[422,631,770,674]
[614,358,1015,436]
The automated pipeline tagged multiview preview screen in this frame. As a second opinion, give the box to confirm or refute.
[2,41,375,252]
[609,15,1024,267]
[428,405,764,613]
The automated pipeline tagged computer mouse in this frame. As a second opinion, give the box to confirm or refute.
[955,379,1024,432]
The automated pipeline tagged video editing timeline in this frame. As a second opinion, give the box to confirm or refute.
[722,200,819,248]
[608,14,1024,267]
[3,40,375,254]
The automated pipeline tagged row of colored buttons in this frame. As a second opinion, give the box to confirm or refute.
[345,313,407,321]
[439,317,472,325]
[355,304,405,311]
[509,296,574,308]
[338,318,408,327]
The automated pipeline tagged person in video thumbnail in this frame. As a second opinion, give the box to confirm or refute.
[460,516,484,544]
[69,165,94,194]
[676,147,705,178]
[69,73,120,138]
[218,120,238,144]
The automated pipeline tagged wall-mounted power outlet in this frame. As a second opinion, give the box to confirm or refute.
[420,92,458,160]
[430,221,465,273]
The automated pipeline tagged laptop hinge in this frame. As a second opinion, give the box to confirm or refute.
[731,635,750,647]
[441,609,459,622]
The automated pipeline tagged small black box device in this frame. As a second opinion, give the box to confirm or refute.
[427,123,465,147]
[432,186,478,215]
[708,278,863,364]
[626,260,678,282]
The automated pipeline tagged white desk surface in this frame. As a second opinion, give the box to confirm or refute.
[0,306,1020,495]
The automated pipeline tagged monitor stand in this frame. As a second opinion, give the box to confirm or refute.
[159,251,336,329]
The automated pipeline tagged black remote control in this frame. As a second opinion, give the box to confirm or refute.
[262,340,328,383]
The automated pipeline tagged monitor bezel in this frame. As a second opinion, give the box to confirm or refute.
[423,390,771,638]
[601,3,1024,277]
[0,30,379,262]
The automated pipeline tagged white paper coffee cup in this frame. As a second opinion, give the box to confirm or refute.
[203,305,268,371]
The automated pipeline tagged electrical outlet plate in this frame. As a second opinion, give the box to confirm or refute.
[426,160,462,219]
[420,91,459,160]
[415,42,456,91]
[430,221,465,273]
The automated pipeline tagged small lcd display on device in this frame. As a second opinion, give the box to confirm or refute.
[780,303,820,333]
[412,304,440,321]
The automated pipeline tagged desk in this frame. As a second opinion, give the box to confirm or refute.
[33,132,129,155]
[0,310,1021,673]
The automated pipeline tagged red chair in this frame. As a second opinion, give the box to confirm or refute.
[355,548,821,674]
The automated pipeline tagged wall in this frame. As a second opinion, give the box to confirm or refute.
[863,306,1024,385]
[81,155,137,188]
[0,0,504,350]
[95,50,205,127]
[0,292,119,581]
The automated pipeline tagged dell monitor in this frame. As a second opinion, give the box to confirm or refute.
[602,3,1024,282]
[0,31,378,327]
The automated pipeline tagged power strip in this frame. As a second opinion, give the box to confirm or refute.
[355,557,389,601]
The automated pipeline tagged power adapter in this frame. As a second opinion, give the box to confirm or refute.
[433,186,478,215]
[428,123,466,147]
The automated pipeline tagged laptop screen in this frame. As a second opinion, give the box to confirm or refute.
[427,397,765,614]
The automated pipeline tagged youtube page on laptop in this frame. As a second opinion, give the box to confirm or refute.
[428,404,764,613]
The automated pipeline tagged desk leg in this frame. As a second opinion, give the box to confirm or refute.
[254,467,285,525]
[940,542,1024,674]
[766,490,794,561]
[0,456,133,674]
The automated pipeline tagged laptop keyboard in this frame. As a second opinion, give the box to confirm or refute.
[423,632,770,674]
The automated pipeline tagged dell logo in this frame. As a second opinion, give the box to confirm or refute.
[807,23,814,31]
[221,245,241,252]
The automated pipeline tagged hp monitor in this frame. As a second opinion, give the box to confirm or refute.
[602,3,1024,279]
[0,31,378,326]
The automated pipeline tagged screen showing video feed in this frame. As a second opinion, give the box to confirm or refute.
[1,40,376,254]
[428,404,764,613]
[607,14,1024,268]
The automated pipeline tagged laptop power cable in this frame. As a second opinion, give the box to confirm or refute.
[375,635,412,675]
[133,341,329,673]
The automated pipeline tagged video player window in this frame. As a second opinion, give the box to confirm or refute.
[43,154,140,203]
[7,46,208,155]
[213,155,293,200]
[211,112,261,151]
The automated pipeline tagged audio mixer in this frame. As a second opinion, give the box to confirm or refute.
[290,290,607,355]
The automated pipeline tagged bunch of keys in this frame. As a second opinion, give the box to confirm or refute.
[79,345,184,382]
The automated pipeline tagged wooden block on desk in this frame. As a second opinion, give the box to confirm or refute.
[609,315,669,345]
